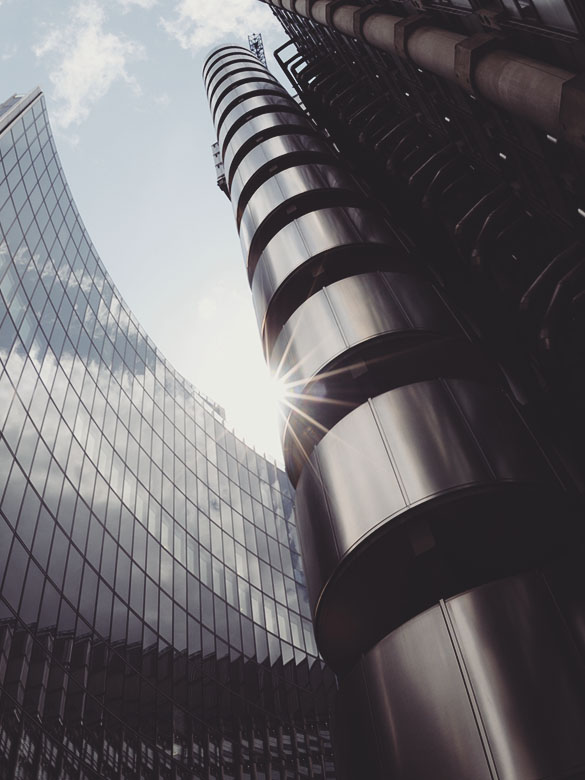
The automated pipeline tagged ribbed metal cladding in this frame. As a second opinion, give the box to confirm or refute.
[204,45,583,780]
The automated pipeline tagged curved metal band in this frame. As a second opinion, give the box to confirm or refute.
[271,272,472,481]
[238,163,366,277]
[203,44,248,74]
[219,98,306,156]
[207,56,265,95]
[208,64,268,104]
[204,49,257,84]
[212,77,283,123]
[335,569,585,779]
[251,206,410,349]
[224,113,314,185]
[231,133,336,222]
[215,87,290,139]
[294,378,568,670]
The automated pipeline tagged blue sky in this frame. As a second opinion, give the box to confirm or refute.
[0,0,288,461]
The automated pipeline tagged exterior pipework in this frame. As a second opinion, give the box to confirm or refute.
[256,0,585,149]
[205,45,583,780]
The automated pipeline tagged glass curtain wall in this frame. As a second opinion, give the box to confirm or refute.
[0,90,336,780]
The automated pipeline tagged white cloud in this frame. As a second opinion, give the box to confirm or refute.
[1,44,17,62]
[33,0,144,128]
[118,0,158,9]
[153,92,171,106]
[160,0,278,52]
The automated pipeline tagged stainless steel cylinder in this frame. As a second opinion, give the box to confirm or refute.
[335,570,585,780]
[251,206,411,350]
[230,132,334,220]
[270,272,472,482]
[204,45,581,780]
[238,162,365,274]
[293,378,569,670]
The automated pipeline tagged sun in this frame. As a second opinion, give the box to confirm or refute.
[267,373,290,408]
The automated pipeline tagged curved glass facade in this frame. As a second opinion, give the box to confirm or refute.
[0,90,336,779]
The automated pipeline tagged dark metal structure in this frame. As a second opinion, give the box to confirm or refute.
[248,34,268,68]
[261,0,585,431]
[205,11,585,775]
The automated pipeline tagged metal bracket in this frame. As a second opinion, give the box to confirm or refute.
[454,33,503,94]
[559,74,585,150]
[393,14,430,60]
[326,0,349,27]
[352,4,389,41]
[476,7,504,30]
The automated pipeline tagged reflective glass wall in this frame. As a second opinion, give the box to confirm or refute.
[0,90,336,780]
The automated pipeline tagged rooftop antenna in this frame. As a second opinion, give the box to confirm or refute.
[248,33,267,67]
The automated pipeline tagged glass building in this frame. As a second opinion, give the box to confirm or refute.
[0,89,336,779]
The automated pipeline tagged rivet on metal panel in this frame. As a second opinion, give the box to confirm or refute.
[393,14,431,60]
[454,33,504,95]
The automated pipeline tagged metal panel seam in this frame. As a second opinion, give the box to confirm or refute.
[321,283,350,349]
[380,272,417,330]
[440,378,498,481]
[541,570,585,673]
[439,598,500,780]
[359,657,387,778]
[313,446,342,563]
[367,397,410,506]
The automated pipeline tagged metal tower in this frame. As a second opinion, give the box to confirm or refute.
[248,32,267,67]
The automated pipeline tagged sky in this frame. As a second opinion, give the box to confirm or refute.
[0,0,290,462]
